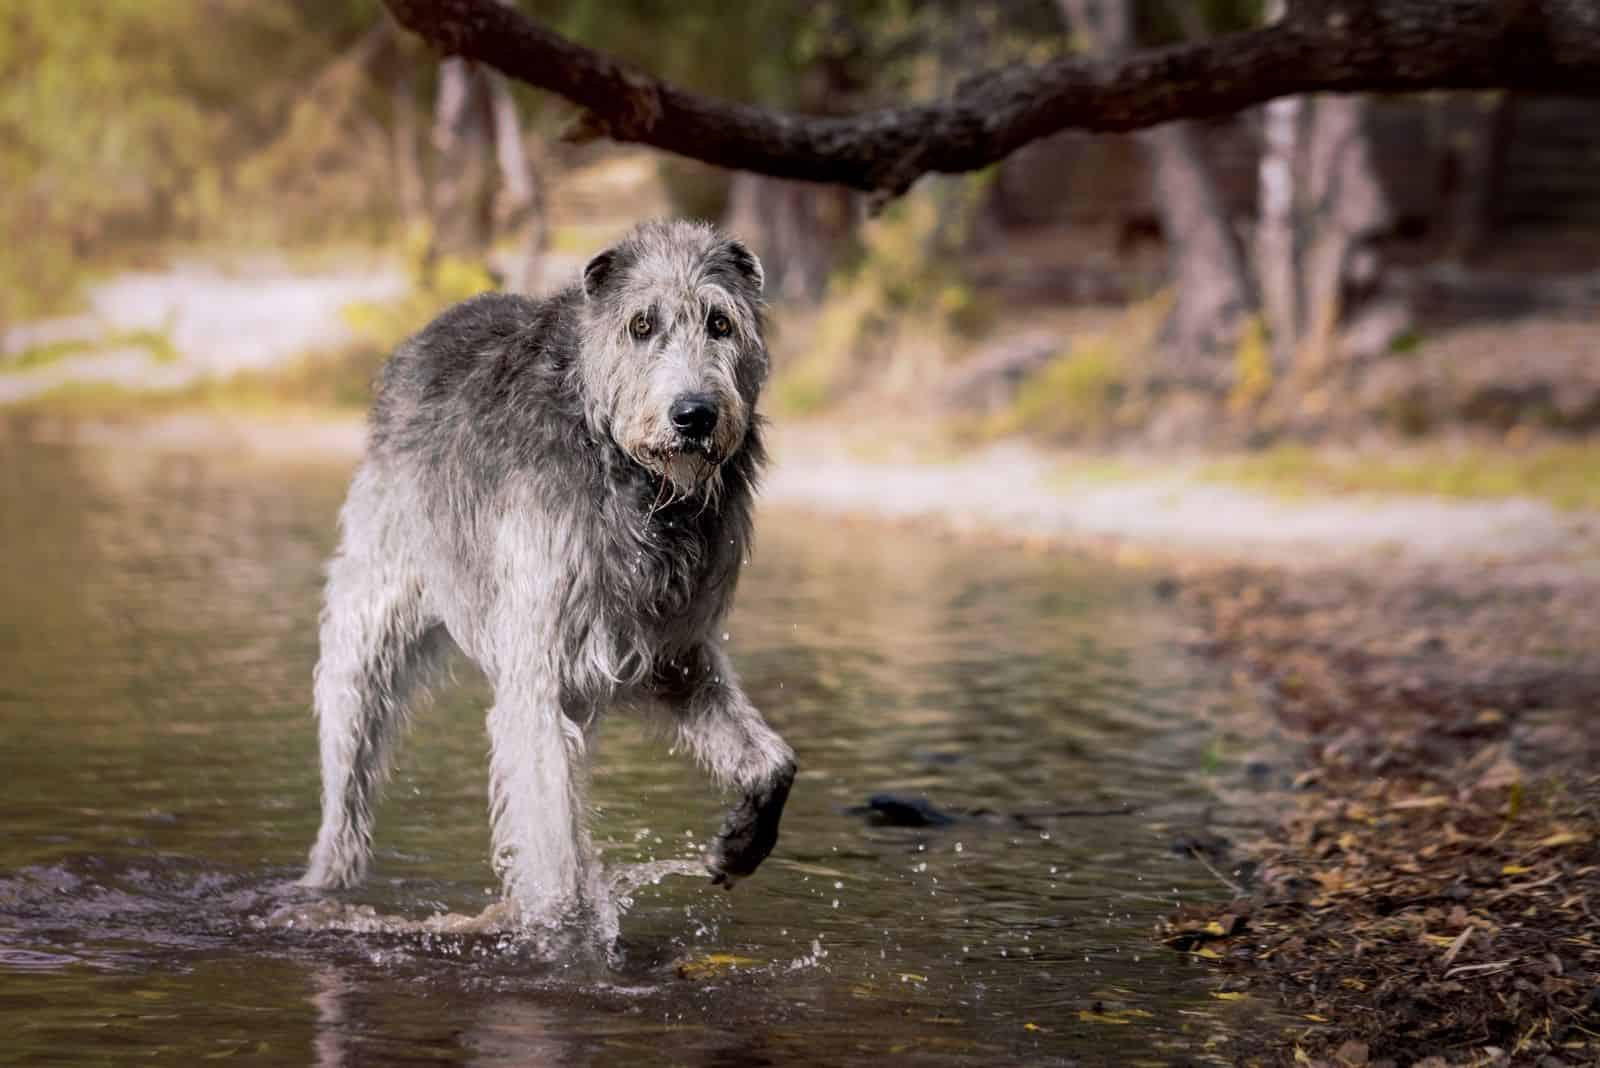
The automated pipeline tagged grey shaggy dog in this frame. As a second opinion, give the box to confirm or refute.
[301,219,796,926]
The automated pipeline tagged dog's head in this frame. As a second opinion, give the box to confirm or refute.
[577,220,767,499]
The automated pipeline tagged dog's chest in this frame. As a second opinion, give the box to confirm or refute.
[617,506,720,616]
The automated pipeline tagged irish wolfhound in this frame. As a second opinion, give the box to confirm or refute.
[301,219,795,926]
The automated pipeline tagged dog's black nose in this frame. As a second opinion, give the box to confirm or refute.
[670,395,719,439]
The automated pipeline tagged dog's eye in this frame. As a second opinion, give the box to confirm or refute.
[629,312,653,340]
[708,313,732,339]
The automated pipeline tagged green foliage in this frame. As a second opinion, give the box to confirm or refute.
[1003,338,1128,438]
[769,180,995,416]
[1228,315,1273,414]
[3,329,179,374]
[1204,442,1600,512]
[1,0,392,326]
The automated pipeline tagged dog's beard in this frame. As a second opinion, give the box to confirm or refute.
[661,450,718,499]
[624,439,724,506]
[613,409,742,504]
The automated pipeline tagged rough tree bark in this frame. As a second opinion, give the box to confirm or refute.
[382,0,1600,197]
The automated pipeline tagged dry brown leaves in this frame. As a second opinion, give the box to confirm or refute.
[1163,562,1600,1066]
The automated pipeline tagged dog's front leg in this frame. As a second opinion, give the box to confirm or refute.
[655,644,796,887]
[485,668,597,923]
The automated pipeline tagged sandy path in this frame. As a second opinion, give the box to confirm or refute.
[761,434,1599,567]
[0,259,407,403]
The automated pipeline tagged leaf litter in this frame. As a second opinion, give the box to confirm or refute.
[1157,559,1600,1066]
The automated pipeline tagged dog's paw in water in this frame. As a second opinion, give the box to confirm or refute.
[706,761,796,888]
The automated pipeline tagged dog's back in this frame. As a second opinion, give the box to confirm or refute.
[367,290,578,464]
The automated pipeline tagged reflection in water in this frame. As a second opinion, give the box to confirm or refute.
[0,430,1271,1064]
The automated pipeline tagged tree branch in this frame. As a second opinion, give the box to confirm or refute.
[383,0,1600,195]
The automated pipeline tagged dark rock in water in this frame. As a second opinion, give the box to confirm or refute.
[850,794,961,828]
[849,793,1137,829]
[911,750,968,767]
[1170,831,1233,860]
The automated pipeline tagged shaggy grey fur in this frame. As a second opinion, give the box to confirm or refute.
[301,220,796,926]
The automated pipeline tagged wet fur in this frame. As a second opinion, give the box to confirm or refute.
[302,220,796,925]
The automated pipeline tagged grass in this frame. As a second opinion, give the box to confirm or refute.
[4,328,180,373]
[999,337,1125,437]
[1203,442,1600,511]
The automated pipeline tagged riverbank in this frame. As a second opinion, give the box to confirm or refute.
[1167,562,1600,1066]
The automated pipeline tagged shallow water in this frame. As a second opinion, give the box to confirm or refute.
[0,432,1271,1065]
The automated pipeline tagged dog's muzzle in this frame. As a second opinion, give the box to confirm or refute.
[669,394,719,446]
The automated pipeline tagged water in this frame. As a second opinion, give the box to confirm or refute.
[0,428,1270,1065]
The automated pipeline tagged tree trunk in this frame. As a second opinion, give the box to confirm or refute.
[485,73,547,293]
[1144,121,1253,367]
[1061,0,1252,368]
[1295,94,1392,374]
[427,57,494,270]
[1442,92,1513,262]
[722,174,855,304]
[389,57,427,226]
[1256,93,1302,370]
[718,7,869,305]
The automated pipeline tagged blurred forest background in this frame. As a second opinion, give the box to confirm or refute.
[3,0,1598,492]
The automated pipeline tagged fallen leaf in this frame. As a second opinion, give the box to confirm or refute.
[675,953,758,979]
[1390,796,1450,810]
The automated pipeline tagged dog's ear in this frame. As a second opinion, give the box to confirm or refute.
[721,239,764,296]
[582,249,617,301]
